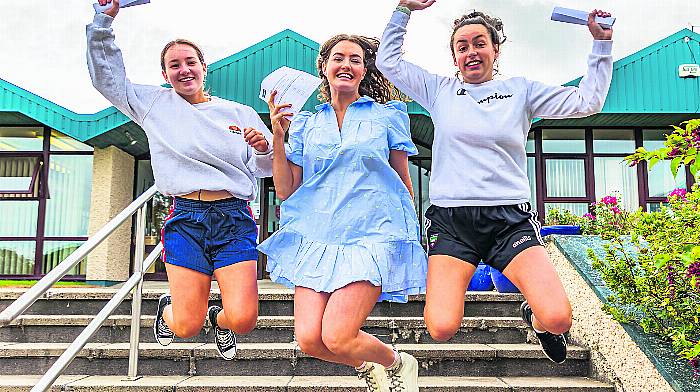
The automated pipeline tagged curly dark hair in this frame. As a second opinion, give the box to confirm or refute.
[316,34,399,104]
[449,10,507,59]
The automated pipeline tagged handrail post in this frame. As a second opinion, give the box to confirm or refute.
[127,203,147,380]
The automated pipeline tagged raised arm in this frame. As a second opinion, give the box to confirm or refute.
[527,10,614,119]
[86,0,160,123]
[376,1,445,111]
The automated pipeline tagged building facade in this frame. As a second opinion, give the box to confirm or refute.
[0,29,698,283]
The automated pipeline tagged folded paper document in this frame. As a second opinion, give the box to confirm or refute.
[551,7,615,29]
[260,67,322,116]
[93,0,150,13]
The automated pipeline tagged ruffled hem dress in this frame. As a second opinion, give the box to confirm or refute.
[257,97,427,303]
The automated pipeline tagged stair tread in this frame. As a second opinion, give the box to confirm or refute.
[0,375,614,390]
[0,289,524,302]
[0,342,590,359]
[8,314,527,328]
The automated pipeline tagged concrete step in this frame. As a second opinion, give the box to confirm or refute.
[0,315,528,345]
[0,289,524,317]
[0,375,615,391]
[0,342,591,377]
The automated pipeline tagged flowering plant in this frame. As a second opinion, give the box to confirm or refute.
[625,119,700,180]
[591,120,700,377]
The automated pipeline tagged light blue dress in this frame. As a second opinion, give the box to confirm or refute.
[258,96,427,302]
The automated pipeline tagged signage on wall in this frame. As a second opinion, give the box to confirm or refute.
[678,64,699,78]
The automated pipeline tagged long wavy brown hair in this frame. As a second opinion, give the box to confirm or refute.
[317,34,402,104]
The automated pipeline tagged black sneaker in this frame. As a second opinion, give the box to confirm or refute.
[520,301,568,364]
[208,305,237,360]
[153,294,174,346]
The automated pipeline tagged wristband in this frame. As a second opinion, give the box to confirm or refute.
[396,5,411,16]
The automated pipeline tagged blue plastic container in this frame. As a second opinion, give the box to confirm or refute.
[490,268,520,293]
[467,262,493,291]
[539,225,581,237]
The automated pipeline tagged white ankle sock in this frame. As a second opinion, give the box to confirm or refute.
[355,361,369,372]
[386,349,402,371]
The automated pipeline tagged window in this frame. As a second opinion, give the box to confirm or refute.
[0,127,93,278]
[0,156,43,198]
[542,129,585,153]
[545,159,586,198]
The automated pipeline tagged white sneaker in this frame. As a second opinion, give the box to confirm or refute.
[386,352,419,392]
[357,362,389,392]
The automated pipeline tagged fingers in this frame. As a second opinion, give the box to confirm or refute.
[243,128,270,152]
[98,0,108,6]
[267,90,277,109]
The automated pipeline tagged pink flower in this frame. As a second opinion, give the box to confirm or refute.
[583,213,595,220]
[667,188,688,202]
[601,196,618,205]
[611,206,621,215]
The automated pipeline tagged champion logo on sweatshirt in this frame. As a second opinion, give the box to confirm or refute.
[228,125,242,135]
[477,92,513,105]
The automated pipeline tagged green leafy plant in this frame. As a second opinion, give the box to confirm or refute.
[625,119,700,180]
[591,119,700,378]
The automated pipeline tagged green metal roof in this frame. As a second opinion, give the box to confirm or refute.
[2,28,698,155]
[534,28,700,128]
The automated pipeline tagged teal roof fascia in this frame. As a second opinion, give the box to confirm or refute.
[563,28,700,113]
[0,77,131,142]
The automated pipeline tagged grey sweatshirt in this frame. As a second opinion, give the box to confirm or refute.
[377,11,613,207]
[86,13,273,200]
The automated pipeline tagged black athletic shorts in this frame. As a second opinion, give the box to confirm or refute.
[424,203,544,272]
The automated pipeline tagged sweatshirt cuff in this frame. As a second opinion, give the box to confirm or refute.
[93,13,114,28]
[254,145,273,156]
[391,9,410,26]
[592,40,612,55]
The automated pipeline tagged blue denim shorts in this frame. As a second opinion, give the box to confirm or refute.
[161,196,259,276]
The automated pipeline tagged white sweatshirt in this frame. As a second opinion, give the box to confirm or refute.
[377,11,613,207]
[87,13,273,200]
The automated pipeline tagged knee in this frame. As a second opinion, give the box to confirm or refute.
[171,319,204,338]
[537,308,572,335]
[295,331,326,357]
[226,308,258,335]
[426,318,459,342]
[321,329,354,357]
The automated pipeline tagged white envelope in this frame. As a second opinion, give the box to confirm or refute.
[551,7,615,29]
[259,67,322,116]
[93,0,151,13]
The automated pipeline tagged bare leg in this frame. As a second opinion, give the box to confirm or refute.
[502,246,572,334]
[213,260,259,334]
[163,263,211,338]
[424,255,476,341]
[321,281,396,368]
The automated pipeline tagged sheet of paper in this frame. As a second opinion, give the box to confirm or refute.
[259,66,322,116]
[551,7,615,29]
[93,0,150,13]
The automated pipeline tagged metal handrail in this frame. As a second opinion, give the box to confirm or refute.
[0,185,158,327]
[0,184,162,391]
[31,243,163,392]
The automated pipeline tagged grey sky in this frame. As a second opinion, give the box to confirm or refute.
[0,0,697,113]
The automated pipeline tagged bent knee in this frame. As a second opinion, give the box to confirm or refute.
[171,320,204,338]
[296,334,326,357]
[425,319,460,342]
[222,306,258,334]
[321,330,355,356]
[537,311,572,335]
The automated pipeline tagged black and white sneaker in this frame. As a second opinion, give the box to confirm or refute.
[154,293,174,346]
[207,305,237,360]
[520,301,568,364]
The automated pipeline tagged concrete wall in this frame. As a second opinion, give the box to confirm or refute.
[547,241,674,392]
[86,146,135,285]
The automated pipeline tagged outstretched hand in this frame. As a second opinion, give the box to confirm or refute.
[267,90,294,137]
[588,9,613,40]
[399,0,436,12]
[97,0,120,18]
